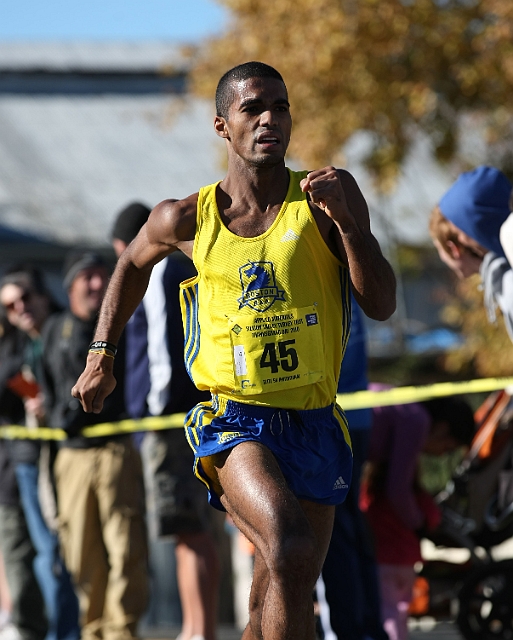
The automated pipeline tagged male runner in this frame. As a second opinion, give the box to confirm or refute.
[72,61,396,640]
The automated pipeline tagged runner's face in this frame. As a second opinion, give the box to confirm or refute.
[219,77,292,167]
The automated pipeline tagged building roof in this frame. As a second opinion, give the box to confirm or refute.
[0,41,190,72]
[0,42,224,247]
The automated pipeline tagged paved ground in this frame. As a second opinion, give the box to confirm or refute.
[143,619,464,639]
[409,620,463,639]
[143,627,241,639]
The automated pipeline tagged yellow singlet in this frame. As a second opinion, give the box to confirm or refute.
[179,168,352,410]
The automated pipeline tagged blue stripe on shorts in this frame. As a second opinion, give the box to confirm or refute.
[184,398,353,511]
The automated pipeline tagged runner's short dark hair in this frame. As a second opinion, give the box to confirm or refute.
[215,61,285,119]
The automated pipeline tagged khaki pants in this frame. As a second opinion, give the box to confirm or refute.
[55,440,149,640]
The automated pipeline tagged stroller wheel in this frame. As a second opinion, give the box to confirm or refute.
[457,560,513,640]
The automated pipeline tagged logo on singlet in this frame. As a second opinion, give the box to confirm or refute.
[281,229,300,242]
[238,261,286,312]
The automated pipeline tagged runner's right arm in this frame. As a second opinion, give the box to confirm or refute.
[72,195,198,413]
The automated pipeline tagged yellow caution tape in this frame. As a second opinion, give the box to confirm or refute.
[80,413,187,438]
[0,426,67,441]
[336,377,513,410]
[0,414,187,441]
[1,377,513,441]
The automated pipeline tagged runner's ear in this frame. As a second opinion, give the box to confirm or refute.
[214,116,229,139]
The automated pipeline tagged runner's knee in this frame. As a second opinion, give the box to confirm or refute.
[269,530,320,585]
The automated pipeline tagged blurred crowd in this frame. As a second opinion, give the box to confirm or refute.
[0,203,224,640]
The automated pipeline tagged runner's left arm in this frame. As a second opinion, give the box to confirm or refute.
[301,167,396,321]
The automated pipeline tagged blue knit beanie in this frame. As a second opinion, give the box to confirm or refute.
[439,166,512,258]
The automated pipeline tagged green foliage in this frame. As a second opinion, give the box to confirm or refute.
[396,245,437,276]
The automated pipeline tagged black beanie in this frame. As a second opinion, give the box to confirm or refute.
[111,202,151,244]
[62,250,107,290]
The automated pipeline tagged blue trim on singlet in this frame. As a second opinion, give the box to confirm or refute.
[182,283,201,379]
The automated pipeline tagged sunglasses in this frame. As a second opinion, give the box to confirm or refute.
[3,290,33,312]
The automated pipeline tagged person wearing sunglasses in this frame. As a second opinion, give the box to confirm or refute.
[0,266,79,640]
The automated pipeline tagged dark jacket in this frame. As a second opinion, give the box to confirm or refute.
[0,440,19,506]
[41,310,127,448]
[0,325,40,464]
[0,329,23,504]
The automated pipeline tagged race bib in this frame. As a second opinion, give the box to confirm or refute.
[228,306,325,395]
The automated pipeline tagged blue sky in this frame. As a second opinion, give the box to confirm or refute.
[0,0,229,42]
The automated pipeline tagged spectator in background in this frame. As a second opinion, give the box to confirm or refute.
[429,166,513,341]
[0,314,47,640]
[0,442,47,640]
[0,266,80,640]
[0,549,11,632]
[316,295,388,640]
[40,250,148,640]
[111,203,220,640]
[360,393,475,640]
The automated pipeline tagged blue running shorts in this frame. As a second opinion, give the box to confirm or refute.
[184,397,353,511]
